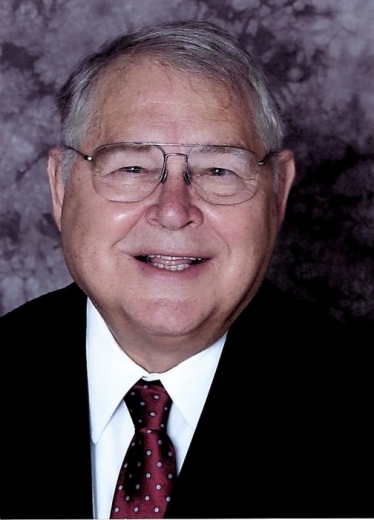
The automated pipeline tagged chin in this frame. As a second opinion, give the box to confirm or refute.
[127,300,213,339]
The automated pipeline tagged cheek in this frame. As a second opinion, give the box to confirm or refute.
[60,188,114,269]
[61,180,137,242]
[219,196,279,278]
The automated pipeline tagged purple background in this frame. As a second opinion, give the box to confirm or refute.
[1,0,373,324]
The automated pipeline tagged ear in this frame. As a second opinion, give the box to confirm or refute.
[47,148,66,231]
[275,149,295,229]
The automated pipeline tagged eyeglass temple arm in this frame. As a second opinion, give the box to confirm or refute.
[258,150,277,166]
[62,145,93,162]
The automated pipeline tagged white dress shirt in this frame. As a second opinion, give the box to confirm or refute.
[86,299,226,519]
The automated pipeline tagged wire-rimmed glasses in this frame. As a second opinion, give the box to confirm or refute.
[63,142,274,205]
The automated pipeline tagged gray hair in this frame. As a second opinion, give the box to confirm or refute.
[56,21,284,182]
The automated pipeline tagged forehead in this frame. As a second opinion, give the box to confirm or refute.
[87,58,259,149]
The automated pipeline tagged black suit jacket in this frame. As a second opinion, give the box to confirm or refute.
[1,282,372,518]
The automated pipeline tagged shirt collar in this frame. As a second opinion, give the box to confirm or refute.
[86,299,225,444]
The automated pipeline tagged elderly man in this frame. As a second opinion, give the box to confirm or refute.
[1,21,371,519]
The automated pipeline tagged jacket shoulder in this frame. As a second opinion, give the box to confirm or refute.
[1,283,92,519]
[0,283,87,371]
[237,279,343,338]
[0,283,86,332]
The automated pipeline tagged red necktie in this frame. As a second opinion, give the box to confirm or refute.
[111,380,176,518]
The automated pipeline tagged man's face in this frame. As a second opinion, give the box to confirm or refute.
[48,59,294,365]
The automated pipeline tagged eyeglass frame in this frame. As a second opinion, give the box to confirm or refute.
[62,141,276,204]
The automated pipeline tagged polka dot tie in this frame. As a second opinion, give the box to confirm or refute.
[110,380,176,518]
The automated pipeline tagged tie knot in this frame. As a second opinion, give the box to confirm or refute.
[125,380,172,432]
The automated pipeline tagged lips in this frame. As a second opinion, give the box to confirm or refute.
[137,254,205,271]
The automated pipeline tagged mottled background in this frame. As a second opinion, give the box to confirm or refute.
[1,0,373,325]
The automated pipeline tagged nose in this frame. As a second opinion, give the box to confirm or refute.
[145,154,204,230]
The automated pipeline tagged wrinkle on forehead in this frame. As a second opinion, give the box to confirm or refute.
[84,57,261,152]
[100,56,237,105]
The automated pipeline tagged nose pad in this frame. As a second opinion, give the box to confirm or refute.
[145,152,203,230]
[160,168,191,186]
[160,152,190,185]
[183,170,192,185]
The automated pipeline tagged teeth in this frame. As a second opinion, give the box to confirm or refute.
[141,254,204,271]
[153,263,191,271]
[147,255,202,261]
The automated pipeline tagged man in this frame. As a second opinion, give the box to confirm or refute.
[1,21,372,519]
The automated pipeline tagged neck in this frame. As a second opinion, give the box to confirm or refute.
[93,307,228,372]
[110,327,223,373]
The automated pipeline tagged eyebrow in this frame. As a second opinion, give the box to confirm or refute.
[195,144,253,156]
[93,141,254,152]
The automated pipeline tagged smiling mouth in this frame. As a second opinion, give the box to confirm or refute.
[137,254,206,271]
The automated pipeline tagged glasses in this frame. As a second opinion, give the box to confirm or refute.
[63,142,274,205]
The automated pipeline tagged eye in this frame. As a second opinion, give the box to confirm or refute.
[119,166,144,173]
[100,166,143,179]
[108,165,152,176]
[98,166,147,181]
[206,168,237,178]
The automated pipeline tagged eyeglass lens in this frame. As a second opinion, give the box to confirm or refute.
[90,143,261,204]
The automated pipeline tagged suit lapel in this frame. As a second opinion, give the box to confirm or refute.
[165,285,276,518]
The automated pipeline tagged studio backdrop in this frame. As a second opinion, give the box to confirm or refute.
[0,0,373,325]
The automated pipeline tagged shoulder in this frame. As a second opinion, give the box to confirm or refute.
[234,278,343,340]
[0,283,87,373]
[1,284,92,519]
[1,283,89,431]
[0,282,86,332]
[227,279,372,411]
